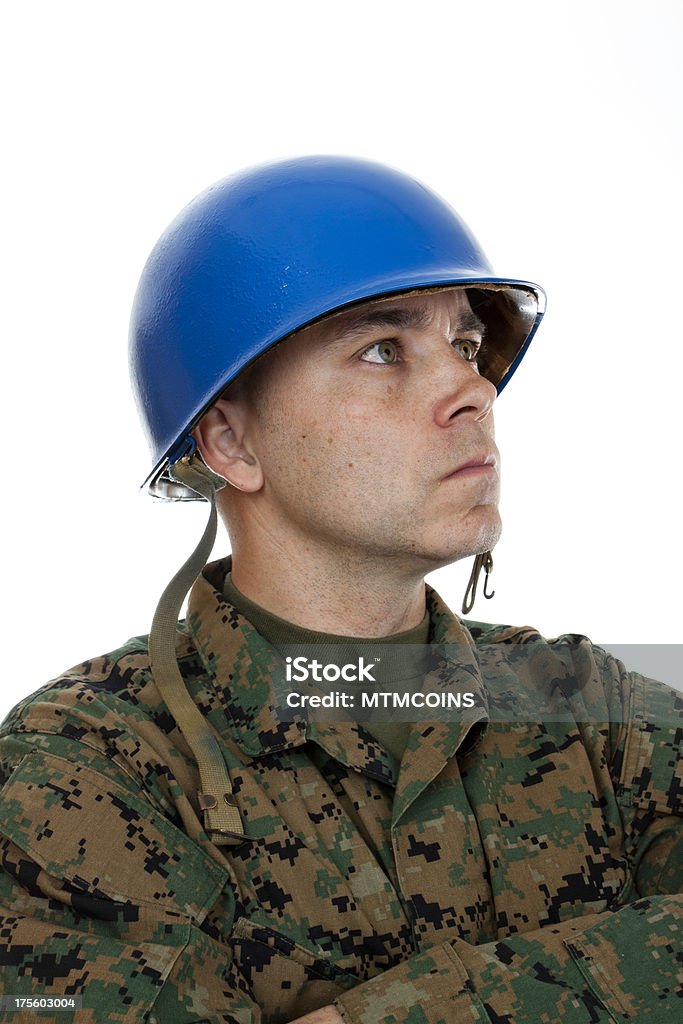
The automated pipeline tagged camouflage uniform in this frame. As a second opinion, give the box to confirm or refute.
[0,557,681,1023]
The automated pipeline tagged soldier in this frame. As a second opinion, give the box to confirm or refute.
[0,157,680,1023]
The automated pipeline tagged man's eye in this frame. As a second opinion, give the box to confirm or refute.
[453,338,481,362]
[360,340,400,364]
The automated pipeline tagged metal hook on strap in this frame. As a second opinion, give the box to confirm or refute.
[462,550,495,615]
[148,451,247,846]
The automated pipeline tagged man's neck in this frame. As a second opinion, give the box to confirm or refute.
[229,541,427,638]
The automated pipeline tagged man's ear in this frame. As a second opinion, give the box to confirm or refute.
[193,398,264,493]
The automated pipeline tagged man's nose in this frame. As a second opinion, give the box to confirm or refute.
[430,347,497,428]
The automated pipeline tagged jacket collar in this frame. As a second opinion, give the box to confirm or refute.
[186,557,489,794]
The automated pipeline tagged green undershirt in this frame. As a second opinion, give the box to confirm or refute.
[223,573,430,763]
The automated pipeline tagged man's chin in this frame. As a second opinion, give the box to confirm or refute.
[417,516,502,570]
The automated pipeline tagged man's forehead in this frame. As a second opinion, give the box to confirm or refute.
[308,287,482,343]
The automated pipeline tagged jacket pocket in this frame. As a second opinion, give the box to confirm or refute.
[229,916,357,1022]
[0,750,227,923]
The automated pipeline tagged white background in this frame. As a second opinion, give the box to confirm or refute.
[1,0,681,719]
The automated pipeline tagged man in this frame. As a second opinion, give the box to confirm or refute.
[0,157,680,1024]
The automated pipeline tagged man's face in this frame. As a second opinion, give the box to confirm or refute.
[229,288,501,572]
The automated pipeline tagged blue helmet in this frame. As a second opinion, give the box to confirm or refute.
[129,156,546,499]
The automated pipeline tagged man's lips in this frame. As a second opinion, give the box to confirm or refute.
[443,453,498,479]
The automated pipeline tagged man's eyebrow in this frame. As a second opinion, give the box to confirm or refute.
[456,310,487,338]
[328,307,431,343]
[326,305,486,344]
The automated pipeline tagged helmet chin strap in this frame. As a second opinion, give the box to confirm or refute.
[462,550,495,615]
[148,452,247,846]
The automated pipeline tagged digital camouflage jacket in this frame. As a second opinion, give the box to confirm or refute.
[0,557,681,1023]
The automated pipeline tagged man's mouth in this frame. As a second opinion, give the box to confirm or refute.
[444,453,497,479]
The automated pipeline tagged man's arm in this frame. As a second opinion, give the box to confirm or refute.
[332,895,681,1023]
[0,734,262,1024]
[332,655,682,1024]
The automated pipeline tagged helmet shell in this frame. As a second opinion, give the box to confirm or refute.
[129,156,545,497]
